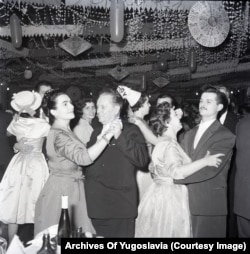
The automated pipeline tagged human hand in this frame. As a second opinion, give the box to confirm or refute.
[108,119,123,139]
[205,151,225,167]
[14,139,34,154]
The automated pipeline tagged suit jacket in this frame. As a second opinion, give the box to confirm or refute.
[85,121,149,219]
[223,111,240,135]
[175,120,235,216]
[234,114,250,219]
[0,110,13,166]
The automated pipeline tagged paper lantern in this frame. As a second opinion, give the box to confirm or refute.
[110,0,124,43]
[10,14,22,48]
[188,49,197,73]
[24,68,32,79]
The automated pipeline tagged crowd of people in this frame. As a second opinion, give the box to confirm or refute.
[0,80,250,243]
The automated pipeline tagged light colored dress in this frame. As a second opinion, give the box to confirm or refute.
[34,128,95,236]
[135,137,192,237]
[0,117,50,224]
[136,142,153,201]
[73,118,93,145]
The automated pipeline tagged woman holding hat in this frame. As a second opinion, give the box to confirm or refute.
[0,90,50,243]
[34,89,121,236]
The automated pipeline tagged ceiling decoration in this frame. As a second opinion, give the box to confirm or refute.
[58,36,92,56]
[0,0,249,99]
[108,65,129,81]
[188,1,230,48]
[153,77,169,88]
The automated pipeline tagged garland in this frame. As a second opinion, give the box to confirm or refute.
[0,1,249,69]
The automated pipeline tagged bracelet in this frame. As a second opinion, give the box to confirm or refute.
[102,135,110,145]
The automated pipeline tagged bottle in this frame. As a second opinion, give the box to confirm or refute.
[37,233,56,254]
[57,195,71,246]
[75,227,82,238]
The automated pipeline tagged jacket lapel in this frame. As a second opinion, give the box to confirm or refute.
[185,125,198,157]
[193,120,221,158]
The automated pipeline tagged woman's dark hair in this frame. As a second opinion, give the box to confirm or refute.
[156,93,177,108]
[42,89,66,124]
[130,93,148,113]
[74,98,95,119]
[19,111,39,118]
[70,98,96,129]
[149,102,172,136]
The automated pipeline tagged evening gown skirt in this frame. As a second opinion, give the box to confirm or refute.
[34,128,96,236]
[135,177,192,237]
[135,138,192,237]
[0,139,49,224]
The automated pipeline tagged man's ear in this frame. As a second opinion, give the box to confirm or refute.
[114,105,121,117]
[218,103,223,112]
[50,109,56,117]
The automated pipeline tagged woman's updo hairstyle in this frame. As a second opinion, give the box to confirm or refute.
[149,102,172,136]
[42,88,66,125]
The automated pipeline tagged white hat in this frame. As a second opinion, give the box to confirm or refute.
[11,90,42,116]
[117,85,141,107]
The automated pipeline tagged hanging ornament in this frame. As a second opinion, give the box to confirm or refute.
[110,0,124,43]
[59,36,92,57]
[24,67,32,79]
[188,48,197,73]
[10,14,22,48]
[109,65,129,81]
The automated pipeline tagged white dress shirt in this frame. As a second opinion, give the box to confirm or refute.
[193,119,216,149]
[219,111,228,125]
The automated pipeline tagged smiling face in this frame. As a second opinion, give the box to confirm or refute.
[50,94,75,120]
[82,102,96,120]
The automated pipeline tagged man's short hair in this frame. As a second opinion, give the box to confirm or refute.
[202,85,229,118]
[35,80,52,93]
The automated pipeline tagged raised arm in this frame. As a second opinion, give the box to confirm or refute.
[131,117,158,145]
[152,141,224,180]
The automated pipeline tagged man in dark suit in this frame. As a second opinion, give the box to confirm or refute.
[85,88,149,237]
[218,86,240,238]
[234,105,250,237]
[175,86,235,237]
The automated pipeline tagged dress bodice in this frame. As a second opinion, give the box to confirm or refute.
[46,128,92,176]
[7,117,50,140]
[149,137,191,181]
